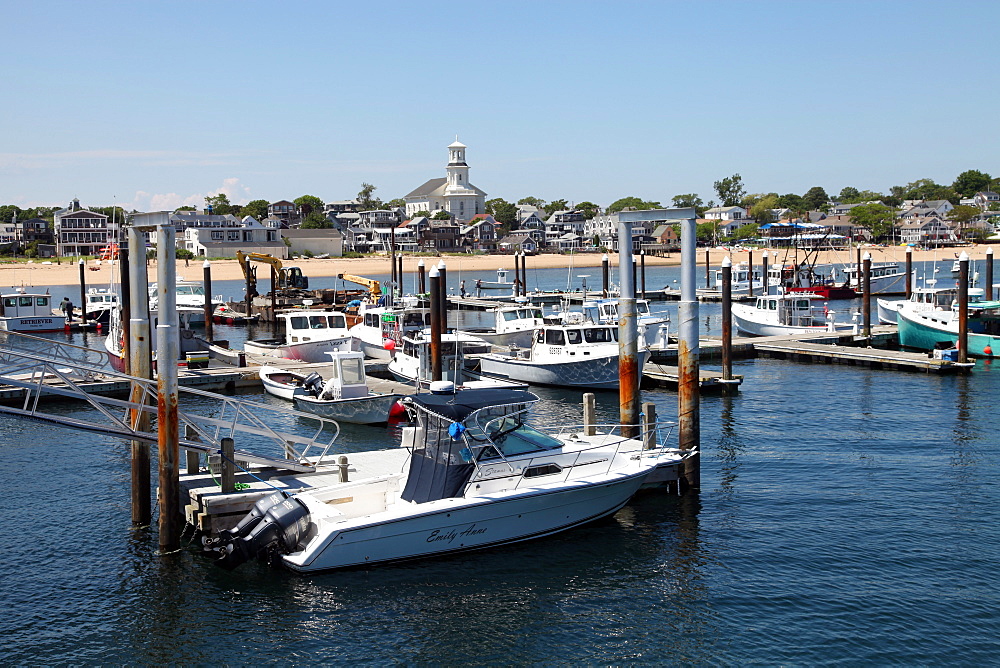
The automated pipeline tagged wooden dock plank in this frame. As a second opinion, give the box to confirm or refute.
[753,340,970,373]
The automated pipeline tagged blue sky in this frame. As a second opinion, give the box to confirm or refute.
[2,0,997,211]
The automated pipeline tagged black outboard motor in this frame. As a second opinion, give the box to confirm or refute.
[204,491,311,570]
[301,372,324,397]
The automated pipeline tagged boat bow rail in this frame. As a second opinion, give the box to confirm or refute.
[0,334,340,473]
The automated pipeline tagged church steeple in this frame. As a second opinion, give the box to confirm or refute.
[445,138,470,191]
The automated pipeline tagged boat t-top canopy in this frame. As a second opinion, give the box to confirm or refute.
[406,388,538,423]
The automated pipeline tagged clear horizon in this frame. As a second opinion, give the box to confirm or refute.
[3,1,997,211]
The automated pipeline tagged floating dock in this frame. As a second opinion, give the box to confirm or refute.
[752,340,973,373]
[641,363,743,393]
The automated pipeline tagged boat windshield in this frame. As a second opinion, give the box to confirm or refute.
[339,357,365,385]
[479,416,563,459]
[583,327,617,343]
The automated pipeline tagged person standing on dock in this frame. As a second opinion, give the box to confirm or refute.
[460,280,467,298]
[476,278,482,297]
[60,297,74,322]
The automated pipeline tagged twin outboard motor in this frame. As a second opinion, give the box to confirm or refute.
[204,491,311,570]
[301,372,324,397]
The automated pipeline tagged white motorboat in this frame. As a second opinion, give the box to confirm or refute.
[897,288,1000,357]
[244,311,356,363]
[81,288,119,324]
[712,261,766,294]
[208,387,691,573]
[348,298,429,361]
[455,304,544,349]
[577,298,667,349]
[292,351,404,425]
[731,294,857,336]
[477,267,515,290]
[103,304,207,372]
[1,291,65,333]
[474,323,647,389]
[148,279,221,326]
[842,262,908,295]
[389,331,524,390]
[259,365,311,401]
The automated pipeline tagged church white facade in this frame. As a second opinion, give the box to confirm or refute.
[403,140,487,224]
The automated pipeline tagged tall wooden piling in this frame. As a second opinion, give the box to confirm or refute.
[986,247,994,301]
[202,260,213,343]
[905,246,913,299]
[705,249,711,289]
[602,254,609,298]
[270,266,278,328]
[390,225,397,301]
[747,250,754,298]
[220,437,235,493]
[642,402,656,450]
[761,252,769,295]
[120,247,131,367]
[155,219,181,552]
[583,393,596,436]
[521,252,528,295]
[429,266,443,381]
[677,208,701,491]
[617,222,640,439]
[863,252,872,338]
[78,259,87,325]
[398,255,404,296]
[417,259,426,295]
[640,249,647,300]
[958,252,969,364]
[126,225,151,527]
[437,261,448,332]
[721,256,733,381]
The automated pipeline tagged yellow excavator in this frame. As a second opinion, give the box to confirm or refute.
[337,273,382,300]
[236,251,309,299]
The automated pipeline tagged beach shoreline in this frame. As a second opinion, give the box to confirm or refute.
[1,246,994,288]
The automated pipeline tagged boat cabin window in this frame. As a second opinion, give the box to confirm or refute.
[19,297,33,307]
[566,329,582,344]
[545,329,565,346]
[523,463,562,479]
[3,298,16,308]
[403,312,424,327]
[768,300,777,310]
[583,327,617,343]
[479,417,563,459]
[309,315,328,329]
[637,302,650,316]
[328,314,346,329]
[796,300,810,309]
[36,297,49,307]
[289,316,308,330]
[365,313,379,327]
[403,340,417,357]
[339,357,365,385]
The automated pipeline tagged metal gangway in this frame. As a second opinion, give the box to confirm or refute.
[0,331,339,472]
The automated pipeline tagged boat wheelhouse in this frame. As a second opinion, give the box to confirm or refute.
[0,291,64,333]
[243,311,356,363]
[731,293,857,336]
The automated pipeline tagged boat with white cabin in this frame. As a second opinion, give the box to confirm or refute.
[0,291,64,333]
[896,288,1000,357]
[876,280,959,324]
[473,323,647,389]
[388,331,525,390]
[455,304,544,349]
[731,294,857,336]
[244,311,356,363]
[348,298,429,361]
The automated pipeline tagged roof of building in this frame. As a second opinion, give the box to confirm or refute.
[405,178,447,199]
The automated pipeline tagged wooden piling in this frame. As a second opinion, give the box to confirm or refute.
[78,259,87,325]
[126,225,151,528]
[642,401,656,450]
[155,220,181,551]
[905,246,913,299]
[640,249,647,300]
[220,437,235,494]
[958,252,969,364]
[185,425,200,475]
[338,455,349,482]
[602,254,609,298]
[747,250,754,298]
[583,393,596,436]
[863,252,872,338]
[203,260,213,343]
[270,265,278,330]
[429,266,442,381]
[705,249,711,289]
[397,256,404,296]
[678,213,701,492]
[617,222,640,439]
[986,247,994,301]
[390,225,396,303]
[438,261,448,332]
[721,256,733,381]
[417,259,426,295]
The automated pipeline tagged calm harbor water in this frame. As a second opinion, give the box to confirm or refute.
[1,263,998,664]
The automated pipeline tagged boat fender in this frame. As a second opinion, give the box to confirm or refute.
[302,372,324,396]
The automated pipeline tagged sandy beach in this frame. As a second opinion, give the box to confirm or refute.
[2,246,995,288]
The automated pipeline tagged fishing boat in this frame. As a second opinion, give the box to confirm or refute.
[207,387,691,573]
[876,281,957,324]
[103,304,207,372]
[244,311,356,363]
[148,279,221,326]
[388,331,524,390]
[731,294,857,336]
[712,262,766,294]
[0,290,64,332]
[766,261,856,299]
[212,303,258,325]
[473,323,647,389]
[80,288,119,324]
[455,304,545,349]
[896,289,1000,356]
[841,262,908,295]
[577,298,668,349]
[477,267,515,290]
[348,298,429,361]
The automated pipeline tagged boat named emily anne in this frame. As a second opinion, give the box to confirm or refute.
[206,388,690,573]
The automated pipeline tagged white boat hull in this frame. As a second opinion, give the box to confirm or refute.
[357,338,393,361]
[259,366,308,401]
[477,350,647,389]
[0,316,65,333]
[244,336,356,363]
[283,470,648,573]
[293,393,401,425]
[876,298,900,324]
[731,304,855,336]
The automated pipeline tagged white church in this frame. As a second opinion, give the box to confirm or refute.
[403,140,487,224]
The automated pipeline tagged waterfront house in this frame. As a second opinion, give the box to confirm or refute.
[498,232,538,254]
[461,214,498,252]
[267,200,300,228]
[181,216,285,258]
[53,199,115,257]
[704,205,748,221]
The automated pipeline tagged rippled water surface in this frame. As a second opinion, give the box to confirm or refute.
[2,266,998,664]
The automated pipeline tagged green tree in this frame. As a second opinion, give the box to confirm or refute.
[849,202,896,240]
[731,222,759,241]
[838,188,885,204]
[607,196,661,213]
[696,221,717,243]
[294,195,325,216]
[0,205,23,224]
[575,201,600,219]
[357,183,383,210]
[949,204,982,239]
[240,199,269,220]
[837,186,860,202]
[776,193,806,213]
[205,193,237,215]
[175,205,196,212]
[386,198,405,209]
[672,193,704,209]
[517,196,545,207]
[300,212,331,229]
[412,210,431,218]
[749,194,779,223]
[952,169,992,198]
[486,198,517,231]
[894,178,959,204]
[432,211,452,220]
[543,199,569,216]
[713,174,746,207]
[802,186,830,211]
